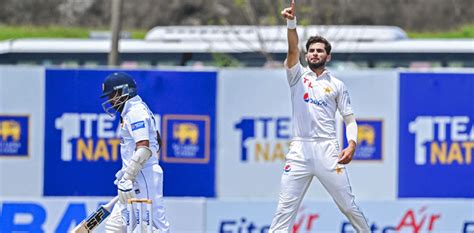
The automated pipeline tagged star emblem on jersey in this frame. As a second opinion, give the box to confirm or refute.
[335,166,343,174]
[324,87,332,94]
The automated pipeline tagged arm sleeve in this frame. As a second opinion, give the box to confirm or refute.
[284,60,304,86]
[336,82,354,117]
[343,114,358,144]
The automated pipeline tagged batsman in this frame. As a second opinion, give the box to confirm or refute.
[269,1,371,232]
[101,72,170,233]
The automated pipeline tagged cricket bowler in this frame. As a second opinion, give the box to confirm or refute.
[269,1,371,232]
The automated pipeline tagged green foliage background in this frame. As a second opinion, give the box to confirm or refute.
[1,25,472,41]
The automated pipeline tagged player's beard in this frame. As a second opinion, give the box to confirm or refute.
[307,58,327,70]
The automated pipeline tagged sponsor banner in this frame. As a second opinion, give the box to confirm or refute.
[399,73,474,198]
[0,115,29,157]
[217,69,292,199]
[2,198,471,233]
[207,200,474,233]
[218,69,398,200]
[342,119,383,161]
[0,197,205,233]
[44,69,216,197]
[0,66,45,197]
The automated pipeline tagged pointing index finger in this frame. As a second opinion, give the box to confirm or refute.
[290,0,295,15]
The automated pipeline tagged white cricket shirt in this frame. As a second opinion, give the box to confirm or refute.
[287,62,354,139]
[119,95,159,167]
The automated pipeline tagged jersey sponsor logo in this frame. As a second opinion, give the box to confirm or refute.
[284,164,291,172]
[162,114,210,164]
[342,119,383,161]
[234,117,291,163]
[303,92,327,106]
[303,77,314,89]
[131,121,145,131]
[54,113,121,162]
[0,115,29,157]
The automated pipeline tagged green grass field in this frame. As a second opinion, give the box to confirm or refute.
[407,25,474,39]
[0,26,147,40]
[0,25,472,40]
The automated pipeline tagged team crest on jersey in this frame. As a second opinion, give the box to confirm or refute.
[324,87,332,94]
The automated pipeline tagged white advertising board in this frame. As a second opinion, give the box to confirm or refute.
[206,199,474,233]
[0,197,205,233]
[217,69,398,200]
[217,69,292,199]
[0,66,45,197]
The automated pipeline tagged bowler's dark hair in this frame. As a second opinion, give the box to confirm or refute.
[305,36,332,54]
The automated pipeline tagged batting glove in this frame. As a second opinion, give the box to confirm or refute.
[117,177,136,204]
[113,169,125,186]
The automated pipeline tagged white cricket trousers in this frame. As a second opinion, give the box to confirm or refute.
[105,164,170,233]
[269,138,370,233]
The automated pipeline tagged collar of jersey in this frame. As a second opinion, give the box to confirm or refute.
[121,95,142,117]
[306,68,330,79]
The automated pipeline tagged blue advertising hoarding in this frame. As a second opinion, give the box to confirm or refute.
[399,72,474,198]
[44,69,217,197]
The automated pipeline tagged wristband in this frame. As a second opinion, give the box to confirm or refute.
[287,18,297,29]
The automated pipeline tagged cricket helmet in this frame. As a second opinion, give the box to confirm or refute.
[101,72,138,118]
[101,72,137,98]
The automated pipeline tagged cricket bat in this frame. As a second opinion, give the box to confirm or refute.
[71,196,119,233]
